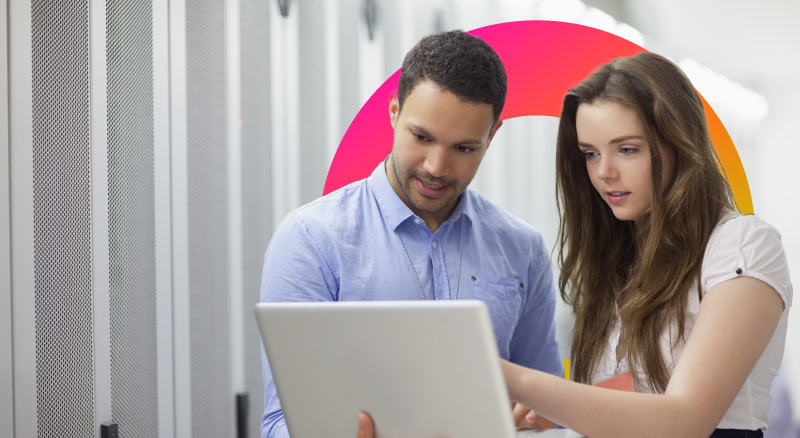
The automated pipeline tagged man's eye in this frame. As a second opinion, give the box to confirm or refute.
[456,145,474,153]
[413,133,428,142]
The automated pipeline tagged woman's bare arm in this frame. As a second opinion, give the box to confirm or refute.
[503,276,784,438]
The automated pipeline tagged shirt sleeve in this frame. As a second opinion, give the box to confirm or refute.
[508,231,564,377]
[260,212,340,438]
[702,214,792,308]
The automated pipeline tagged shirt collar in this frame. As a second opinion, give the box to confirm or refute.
[368,157,474,231]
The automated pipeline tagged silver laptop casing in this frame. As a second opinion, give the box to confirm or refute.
[255,300,517,438]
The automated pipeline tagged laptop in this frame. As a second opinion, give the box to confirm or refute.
[255,300,517,438]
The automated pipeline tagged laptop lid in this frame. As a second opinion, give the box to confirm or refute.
[255,300,517,438]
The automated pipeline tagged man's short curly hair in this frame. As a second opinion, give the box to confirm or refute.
[397,30,507,122]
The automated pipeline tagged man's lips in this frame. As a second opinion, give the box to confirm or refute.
[414,176,449,198]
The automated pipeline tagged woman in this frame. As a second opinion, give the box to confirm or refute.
[506,51,791,437]
[357,52,791,438]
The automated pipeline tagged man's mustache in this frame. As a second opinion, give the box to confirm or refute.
[408,171,454,186]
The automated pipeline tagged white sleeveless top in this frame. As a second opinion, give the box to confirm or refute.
[591,211,793,429]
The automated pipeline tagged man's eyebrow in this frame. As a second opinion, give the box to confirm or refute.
[455,139,485,146]
[407,123,433,138]
[406,123,484,146]
[578,135,646,148]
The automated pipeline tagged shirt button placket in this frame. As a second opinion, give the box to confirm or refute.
[435,240,448,299]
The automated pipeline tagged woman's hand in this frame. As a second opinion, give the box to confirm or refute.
[504,360,556,429]
[512,402,557,430]
[501,358,523,401]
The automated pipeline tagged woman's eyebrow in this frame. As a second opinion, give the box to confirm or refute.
[578,135,646,148]
[609,135,646,144]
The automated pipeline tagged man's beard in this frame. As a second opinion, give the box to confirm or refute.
[391,152,459,215]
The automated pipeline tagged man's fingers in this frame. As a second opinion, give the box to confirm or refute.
[356,412,375,438]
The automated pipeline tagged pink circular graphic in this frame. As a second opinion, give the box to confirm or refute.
[323,21,751,213]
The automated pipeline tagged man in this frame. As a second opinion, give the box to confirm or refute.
[260,30,561,438]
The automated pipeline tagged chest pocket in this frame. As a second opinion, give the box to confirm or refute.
[465,275,524,355]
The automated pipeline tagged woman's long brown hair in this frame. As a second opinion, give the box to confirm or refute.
[556,52,735,392]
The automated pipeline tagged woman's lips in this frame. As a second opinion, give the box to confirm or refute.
[606,191,630,205]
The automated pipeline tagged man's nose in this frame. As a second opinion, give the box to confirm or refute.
[423,145,449,178]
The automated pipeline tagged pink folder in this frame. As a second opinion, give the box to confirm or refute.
[595,372,634,392]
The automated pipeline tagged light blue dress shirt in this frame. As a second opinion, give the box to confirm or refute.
[260,160,562,438]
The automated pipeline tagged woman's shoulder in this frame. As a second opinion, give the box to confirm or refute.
[705,210,783,256]
[702,210,792,306]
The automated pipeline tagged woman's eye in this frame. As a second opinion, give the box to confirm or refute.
[583,151,597,160]
[620,146,638,154]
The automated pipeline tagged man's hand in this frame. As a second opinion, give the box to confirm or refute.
[356,412,375,438]
[512,402,556,430]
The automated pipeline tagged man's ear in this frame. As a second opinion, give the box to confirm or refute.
[389,98,400,128]
[486,119,504,150]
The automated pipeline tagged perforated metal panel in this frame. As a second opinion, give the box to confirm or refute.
[240,1,272,436]
[106,0,158,437]
[186,2,232,437]
[31,1,96,437]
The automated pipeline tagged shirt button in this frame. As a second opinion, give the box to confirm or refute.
[432,242,437,248]
[414,219,421,225]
